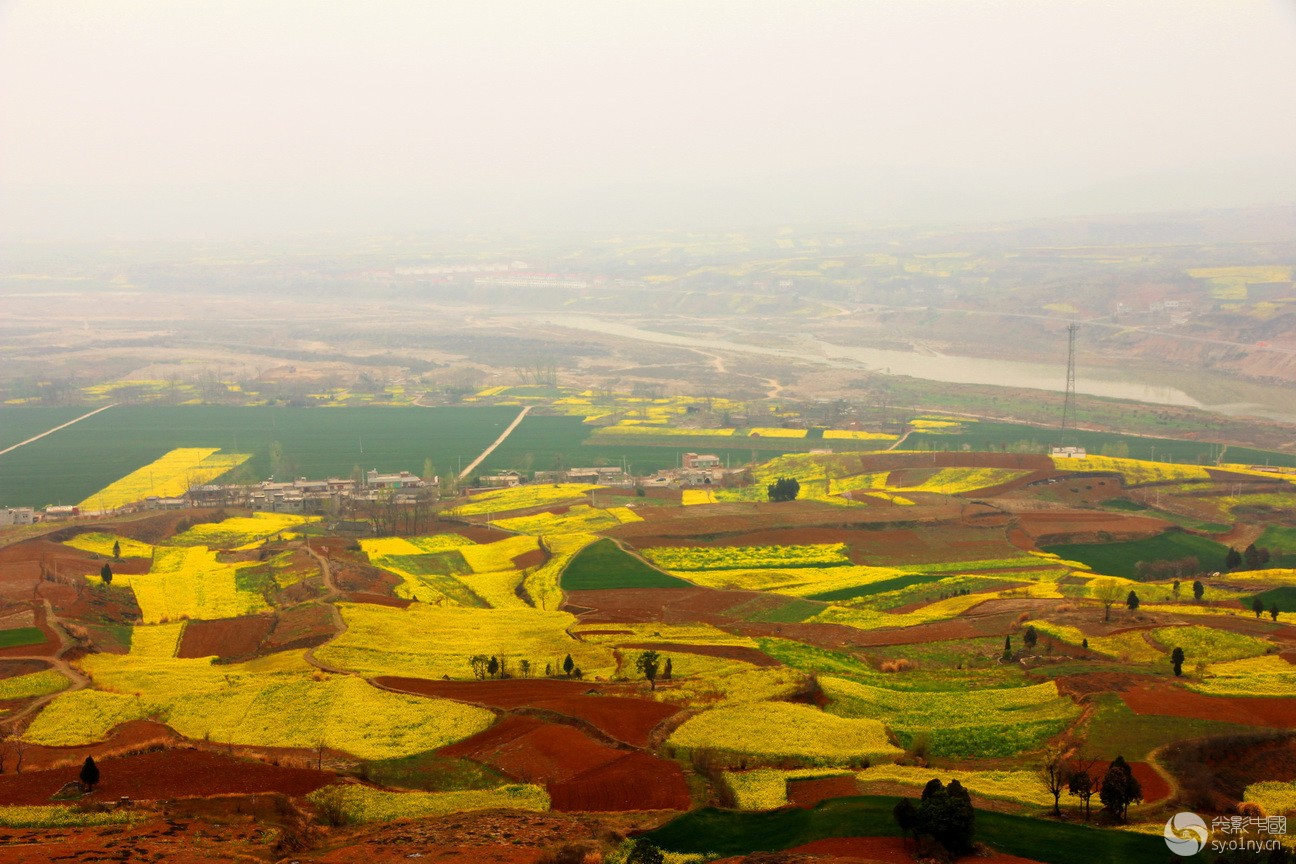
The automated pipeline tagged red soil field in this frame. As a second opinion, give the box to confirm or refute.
[14,720,185,772]
[0,658,48,680]
[787,774,862,808]
[1014,511,1169,543]
[0,747,333,805]
[177,615,274,659]
[1088,760,1172,803]
[263,602,339,652]
[512,547,546,569]
[0,601,58,658]
[565,586,770,625]
[1121,682,1296,728]
[612,500,963,543]
[548,750,690,811]
[439,716,689,811]
[377,677,678,746]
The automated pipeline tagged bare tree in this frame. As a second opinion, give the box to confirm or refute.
[1039,747,1070,817]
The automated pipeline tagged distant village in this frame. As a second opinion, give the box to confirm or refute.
[0,452,747,527]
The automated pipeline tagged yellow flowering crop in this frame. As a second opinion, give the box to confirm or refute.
[78,448,250,510]
[459,534,540,573]
[524,532,597,611]
[823,430,899,441]
[0,669,68,700]
[100,545,269,623]
[129,623,186,658]
[1051,455,1210,485]
[1187,655,1296,697]
[452,484,602,516]
[0,806,135,828]
[1150,625,1271,663]
[909,419,961,430]
[573,622,757,647]
[63,533,154,559]
[360,537,428,557]
[669,702,900,764]
[681,489,718,506]
[644,544,851,571]
[808,592,989,631]
[658,667,807,707]
[597,426,736,437]
[307,784,549,824]
[170,513,318,548]
[316,602,615,679]
[725,769,854,810]
[27,650,493,759]
[494,504,640,535]
[821,676,1079,757]
[896,467,1031,495]
[1244,781,1296,816]
[745,427,807,438]
[857,765,1055,807]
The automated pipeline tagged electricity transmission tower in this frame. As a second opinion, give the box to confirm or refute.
[1061,323,1079,433]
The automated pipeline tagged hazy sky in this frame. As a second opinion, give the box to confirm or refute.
[2,0,1295,239]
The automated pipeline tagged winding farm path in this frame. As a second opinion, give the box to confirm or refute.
[458,405,531,480]
[0,403,117,458]
[4,600,92,728]
[300,543,353,675]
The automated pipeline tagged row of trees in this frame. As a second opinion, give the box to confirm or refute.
[1225,544,1273,572]
[1039,750,1142,822]
[468,654,578,680]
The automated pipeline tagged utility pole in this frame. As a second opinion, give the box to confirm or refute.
[1061,323,1079,436]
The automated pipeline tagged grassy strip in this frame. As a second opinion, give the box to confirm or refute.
[808,573,944,602]
[1043,531,1227,580]
[560,539,690,590]
[645,796,1165,863]
[0,627,46,649]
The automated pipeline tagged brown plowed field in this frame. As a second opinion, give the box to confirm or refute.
[566,586,769,625]
[787,774,862,807]
[1055,671,1148,699]
[15,720,184,771]
[619,642,780,668]
[0,747,332,804]
[548,750,690,811]
[377,677,678,746]
[1121,682,1296,728]
[263,602,338,652]
[0,602,57,658]
[1015,511,1170,543]
[177,615,274,659]
[611,500,962,543]
[0,658,48,679]
[439,716,688,811]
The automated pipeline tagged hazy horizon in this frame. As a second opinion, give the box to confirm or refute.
[3,0,1295,241]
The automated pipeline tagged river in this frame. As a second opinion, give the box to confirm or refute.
[523,313,1296,423]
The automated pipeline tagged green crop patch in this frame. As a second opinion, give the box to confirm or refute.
[0,405,520,508]
[1247,587,1296,614]
[1043,530,1228,580]
[645,796,1166,864]
[559,538,690,590]
[808,573,943,602]
[0,627,46,649]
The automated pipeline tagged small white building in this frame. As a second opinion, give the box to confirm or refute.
[0,507,36,526]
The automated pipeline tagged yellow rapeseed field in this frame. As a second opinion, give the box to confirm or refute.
[459,534,541,573]
[681,489,718,506]
[316,602,615,679]
[170,513,319,548]
[25,650,493,759]
[857,765,1055,807]
[307,784,549,824]
[1051,455,1210,485]
[823,430,899,441]
[493,505,641,535]
[725,768,854,810]
[99,545,270,623]
[452,484,602,516]
[78,448,250,510]
[1187,655,1296,697]
[524,532,598,611]
[63,533,154,559]
[1244,781,1296,816]
[0,669,68,701]
[128,623,186,658]
[668,702,900,764]
[745,428,807,438]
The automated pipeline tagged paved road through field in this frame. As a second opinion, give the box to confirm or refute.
[458,405,531,480]
[0,403,117,457]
